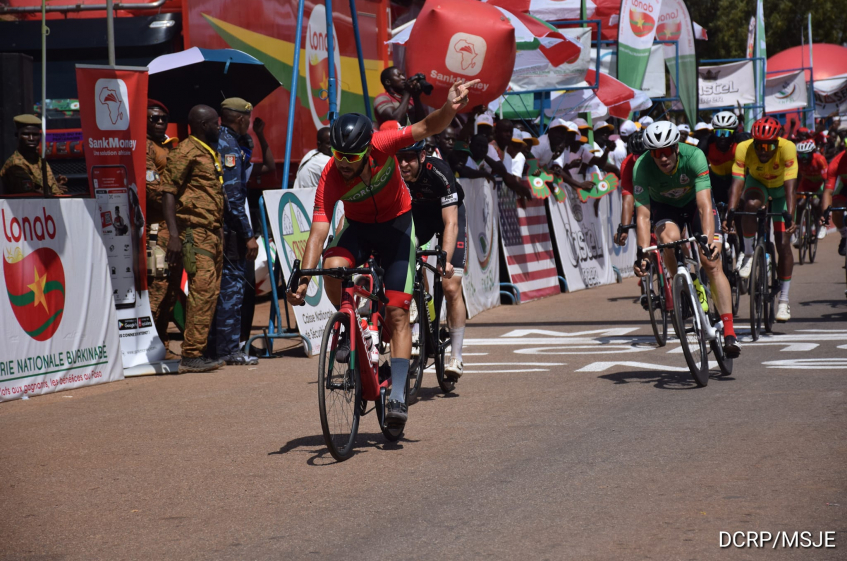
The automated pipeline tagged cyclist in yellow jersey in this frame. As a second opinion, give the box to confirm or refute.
[725,117,798,322]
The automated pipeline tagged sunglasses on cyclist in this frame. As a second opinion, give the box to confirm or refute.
[714,128,733,138]
[649,146,676,159]
[754,141,777,152]
[797,152,813,160]
[331,148,368,163]
[396,151,423,163]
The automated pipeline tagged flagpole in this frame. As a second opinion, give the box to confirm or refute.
[106,0,115,66]
[41,0,48,198]
[581,0,594,147]
[807,14,815,127]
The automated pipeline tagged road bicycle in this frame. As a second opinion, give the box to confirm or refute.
[795,192,820,265]
[620,223,672,346]
[287,258,405,462]
[823,205,847,297]
[407,246,453,402]
[640,230,733,386]
[731,205,791,340]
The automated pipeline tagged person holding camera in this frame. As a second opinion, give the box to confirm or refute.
[374,66,428,127]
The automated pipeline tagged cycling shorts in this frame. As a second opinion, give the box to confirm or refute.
[709,172,732,206]
[324,211,416,309]
[650,198,719,242]
[742,175,787,229]
[414,203,467,274]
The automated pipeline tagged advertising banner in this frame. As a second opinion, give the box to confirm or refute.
[459,178,500,318]
[510,28,591,92]
[746,17,756,60]
[616,0,663,90]
[594,44,667,98]
[497,184,560,302]
[546,185,616,291]
[765,70,808,114]
[263,189,343,355]
[657,0,698,125]
[813,73,847,117]
[1,199,124,402]
[698,61,756,109]
[605,190,636,279]
[77,65,166,369]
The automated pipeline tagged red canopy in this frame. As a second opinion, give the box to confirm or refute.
[767,44,847,81]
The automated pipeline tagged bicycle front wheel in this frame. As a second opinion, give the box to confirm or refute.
[318,312,361,462]
[435,326,455,393]
[406,295,426,404]
[749,245,766,341]
[764,245,777,333]
[673,274,709,387]
[809,217,819,263]
[647,255,668,346]
[798,208,808,265]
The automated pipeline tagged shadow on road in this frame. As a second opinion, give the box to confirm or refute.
[269,432,420,466]
[797,299,847,322]
[598,369,735,390]
[413,386,460,403]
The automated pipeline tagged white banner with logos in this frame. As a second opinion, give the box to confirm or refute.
[546,185,616,291]
[593,45,667,99]
[605,190,636,279]
[765,70,808,113]
[698,60,756,109]
[459,178,500,318]
[814,72,847,117]
[0,199,124,402]
[263,189,343,356]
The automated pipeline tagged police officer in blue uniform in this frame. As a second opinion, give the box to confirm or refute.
[208,97,261,365]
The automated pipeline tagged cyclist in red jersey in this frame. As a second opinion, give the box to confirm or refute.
[288,79,479,427]
[821,150,847,256]
[795,140,828,244]
[615,130,645,246]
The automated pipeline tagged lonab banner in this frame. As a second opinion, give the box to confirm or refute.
[77,65,166,368]
[0,199,124,402]
[617,0,663,90]
[657,0,698,125]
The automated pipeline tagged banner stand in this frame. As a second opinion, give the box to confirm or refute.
[244,196,312,358]
[124,359,180,377]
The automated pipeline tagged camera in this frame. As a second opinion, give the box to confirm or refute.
[407,73,434,96]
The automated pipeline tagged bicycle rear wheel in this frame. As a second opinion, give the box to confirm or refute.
[673,274,709,386]
[797,208,808,265]
[809,217,819,263]
[647,255,668,346]
[709,303,733,376]
[749,245,766,341]
[406,294,426,404]
[435,326,455,393]
[318,312,361,462]
[764,245,777,333]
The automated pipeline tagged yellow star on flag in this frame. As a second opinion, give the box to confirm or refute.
[28,266,49,314]
[633,14,645,30]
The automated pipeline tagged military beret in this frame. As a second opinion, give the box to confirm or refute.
[147,99,169,113]
[221,98,253,113]
[14,114,42,128]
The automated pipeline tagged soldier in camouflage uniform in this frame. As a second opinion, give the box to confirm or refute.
[144,100,181,358]
[162,105,226,373]
[0,115,67,196]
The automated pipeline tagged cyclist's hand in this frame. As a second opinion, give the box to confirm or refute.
[615,231,628,246]
[784,220,797,236]
[634,257,649,277]
[287,280,308,306]
[440,262,455,279]
[706,240,721,261]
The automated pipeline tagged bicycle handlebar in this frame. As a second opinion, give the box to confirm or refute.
[731,207,793,228]
[638,234,712,260]
[416,245,447,276]
[617,223,637,235]
[823,206,847,221]
[287,258,389,306]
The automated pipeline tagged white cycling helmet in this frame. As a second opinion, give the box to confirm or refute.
[796,139,816,153]
[643,121,681,150]
[711,111,739,130]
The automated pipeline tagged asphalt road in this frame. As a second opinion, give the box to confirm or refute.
[2,235,846,560]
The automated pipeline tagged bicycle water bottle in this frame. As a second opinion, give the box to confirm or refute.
[692,278,709,313]
[359,318,375,361]
[368,323,379,364]
[425,293,436,322]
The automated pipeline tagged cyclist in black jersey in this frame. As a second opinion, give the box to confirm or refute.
[397,140,469,378]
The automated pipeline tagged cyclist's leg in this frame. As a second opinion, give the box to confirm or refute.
[650,200,685,274]
[378,212,416,405]
[443,205,468,365]
[769,185,793,306]
[323,220,367,307]
[832,194,846,254]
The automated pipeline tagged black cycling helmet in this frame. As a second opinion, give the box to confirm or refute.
[627,130,646,155]
[396,139,426,153]
[330,113,373,153]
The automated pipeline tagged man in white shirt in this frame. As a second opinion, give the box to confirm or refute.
[531,118,574,169]
[292,127,331,189]
[678,123,698,146]
[502,128,527,178]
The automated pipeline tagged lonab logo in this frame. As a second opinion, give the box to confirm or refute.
[94,79,130,130]
[305,5,342,130]
[656,11,682,41]
[445,33,486,77]
[629,8,656,38]
[4,247,66,341]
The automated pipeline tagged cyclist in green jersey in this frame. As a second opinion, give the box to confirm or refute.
[633,121,740,357]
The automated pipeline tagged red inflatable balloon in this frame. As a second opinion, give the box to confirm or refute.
[405,0,516,112]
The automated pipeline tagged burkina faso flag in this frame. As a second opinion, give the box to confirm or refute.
[4,247,66,341]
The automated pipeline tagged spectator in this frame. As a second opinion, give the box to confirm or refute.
[503,128,527,178]
[531,119,571,169]
[491,118,513,160]
[1,114,66,196]
[638,115,654,128]
[373,66,426,126]
[678,124,698,146]
[619,119,638,143]
[161,105,226,374]
[293,127,331,189]
[459,133,531,198]
[693,122,712,144]
[475,113,495,142]
[521,131,538,162]
[577,119,623,177]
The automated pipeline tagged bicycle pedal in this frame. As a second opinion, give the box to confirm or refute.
[334,346,350,363]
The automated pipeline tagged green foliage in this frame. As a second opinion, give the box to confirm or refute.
[687,0,847,62]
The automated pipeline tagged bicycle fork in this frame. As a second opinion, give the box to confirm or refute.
[680,268,718,343]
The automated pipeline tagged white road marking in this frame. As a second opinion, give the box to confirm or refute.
[501,328,640,338]
[577,361,717,373]
[461,352,489,356]
[515,345,655,355]
[463,369,551,373]
[464,362,566,366]
[763,358,847,369]
[667,341,819,353]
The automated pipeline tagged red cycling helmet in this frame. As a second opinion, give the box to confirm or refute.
[751,117,781,141]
